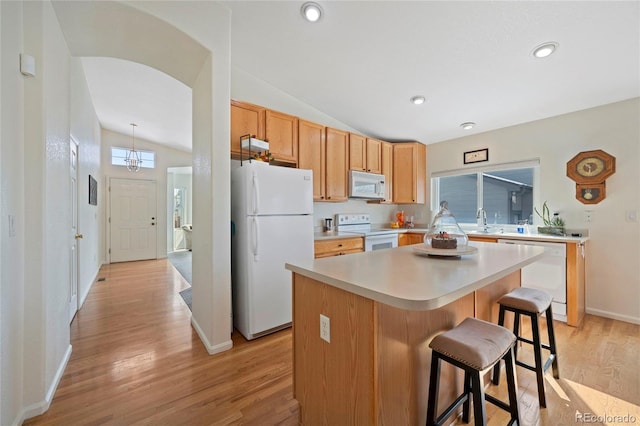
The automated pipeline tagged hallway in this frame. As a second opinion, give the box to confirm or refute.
[24,259,298,425]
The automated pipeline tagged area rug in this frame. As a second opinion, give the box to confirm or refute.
[168,250,192,310]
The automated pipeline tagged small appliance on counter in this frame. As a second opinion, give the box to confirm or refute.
[323,218,333,232]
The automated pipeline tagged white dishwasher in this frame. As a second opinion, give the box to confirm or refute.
[497,239,567,322]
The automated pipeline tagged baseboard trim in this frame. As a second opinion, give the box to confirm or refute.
[191,316,233,355]
[20,344,72,422]
[79,268,100,309]
[586,307,640,325]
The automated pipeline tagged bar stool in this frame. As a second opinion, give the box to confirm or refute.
[491,287,559,408]
[426,317,520,426]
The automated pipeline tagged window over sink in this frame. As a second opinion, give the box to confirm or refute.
[431,160,538,225]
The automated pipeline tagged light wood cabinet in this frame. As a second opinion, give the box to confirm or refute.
[314,237,364,258]
[325,127,349,202]
[393,142,426,204]
[348,133,366,172]
[299,121,349,202]
[398,232,425,246]
[265,109,298,164]
[349,135,382,174]
[298,119,326,201]
[381,141,393,203]
[230,100,265,160]
[566,241,586,327]
[468,236,499,243]
[365,138,382,173]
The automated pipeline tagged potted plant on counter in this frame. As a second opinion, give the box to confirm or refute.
[535,201,565,235]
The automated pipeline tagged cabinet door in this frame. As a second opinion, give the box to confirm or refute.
[366,138,382,173]
[265,109,298,164]
[231,100,265,159]
[325,127,349,202]
[349,133,366,171]
[299,119,326,201]
[393,142,426,204]
[381,142,393,203]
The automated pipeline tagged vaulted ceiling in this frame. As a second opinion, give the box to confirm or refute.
[80,1,640,151]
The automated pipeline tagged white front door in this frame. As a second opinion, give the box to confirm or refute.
[109,178,158,263]
[69,139,79,323]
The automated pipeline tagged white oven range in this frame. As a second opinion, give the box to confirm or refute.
[335,213,398,252]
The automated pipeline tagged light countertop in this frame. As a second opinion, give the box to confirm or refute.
[286,241,544,311]
[314,228,588,243]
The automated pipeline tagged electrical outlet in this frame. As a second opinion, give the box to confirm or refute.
[584,210,593,223]
[320,314,330,343]
[627,210,639,223]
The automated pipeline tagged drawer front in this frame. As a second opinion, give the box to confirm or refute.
[315,248,364,258]
[315,237,364,257]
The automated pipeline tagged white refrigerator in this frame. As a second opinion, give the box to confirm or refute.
[231,163,314,340]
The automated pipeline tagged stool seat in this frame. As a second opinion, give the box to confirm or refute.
[497,287,552,314]
[427,318,520,426]
[430,317,516,370]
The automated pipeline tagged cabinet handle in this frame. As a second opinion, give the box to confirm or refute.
[321,196,324,199]
[338,244,343,247]
[327,196,331,199]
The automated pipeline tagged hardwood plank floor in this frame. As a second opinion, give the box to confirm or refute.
[25,259,639,425]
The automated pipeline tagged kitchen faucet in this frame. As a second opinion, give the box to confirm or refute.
[477,208,488,232]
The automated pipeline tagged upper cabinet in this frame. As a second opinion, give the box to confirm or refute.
[349,135,382,174]
[365,138,382,174]
[298,119,326,201]
[325,127,349,202]
[265,110,298,165]
[381,142,393,203]
[230,100,265,160]
[348,134,366,172]
[393,142,426,204]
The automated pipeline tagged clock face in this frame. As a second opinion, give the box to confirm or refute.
[576,157,605,177]
[566,149,616,184]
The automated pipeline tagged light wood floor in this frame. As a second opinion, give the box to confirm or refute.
[25,259,639,425]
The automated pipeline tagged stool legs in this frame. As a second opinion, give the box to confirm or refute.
[545,305,560,379]
[493,303,560,409]
[427,350,519,426]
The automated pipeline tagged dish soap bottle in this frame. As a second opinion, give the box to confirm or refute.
[424,201,469,249]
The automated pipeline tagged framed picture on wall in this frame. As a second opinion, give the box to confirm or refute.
[89,175,98,205]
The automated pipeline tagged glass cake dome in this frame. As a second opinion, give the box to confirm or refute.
[424,201,469,248]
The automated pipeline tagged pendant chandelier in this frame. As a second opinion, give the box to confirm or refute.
[125,123,142,172]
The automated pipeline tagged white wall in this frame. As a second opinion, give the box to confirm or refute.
[101,128,191,261]
[0,2,26,425]
[427,98,640,324]
[70,58,102,308]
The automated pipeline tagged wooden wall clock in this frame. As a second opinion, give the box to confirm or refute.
[576,182,606,204]
[566,149,616,185]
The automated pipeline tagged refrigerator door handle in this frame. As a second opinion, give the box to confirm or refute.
[252,217,260,261]
[252,172,259,214]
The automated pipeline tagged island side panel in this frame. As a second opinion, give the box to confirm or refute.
[374,293,475,425]
[474,270,521,323]
[566,242,586,326]
[293,273,375,425]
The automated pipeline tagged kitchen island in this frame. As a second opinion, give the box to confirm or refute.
[285,241,544,425]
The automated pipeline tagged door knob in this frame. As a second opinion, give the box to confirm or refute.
[75,233,84,239]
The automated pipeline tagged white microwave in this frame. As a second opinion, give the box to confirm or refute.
[349,170,385,200]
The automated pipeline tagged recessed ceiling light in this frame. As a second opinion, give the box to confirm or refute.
[531,42,558,58]
[460,122,475,130]
[301,2,322,22]
[410,96,426,105]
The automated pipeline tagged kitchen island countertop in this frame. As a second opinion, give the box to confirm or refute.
[286,241,544,311]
